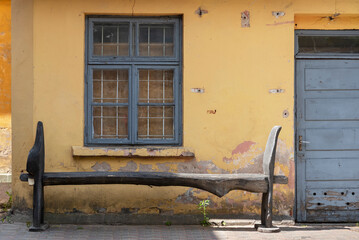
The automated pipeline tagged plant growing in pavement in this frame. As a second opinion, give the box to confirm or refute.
[198,199,211,226]
[0,191,13,224]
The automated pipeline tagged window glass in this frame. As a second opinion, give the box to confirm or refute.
[93,23,129,56]
[93,106,128,139]
[298,36,359,54]
[139,24,174,57]
[138,69,174,140]
[138,106,174,139]
[93,69,129,103]
[138,69,174,104]
[92,69,129,140]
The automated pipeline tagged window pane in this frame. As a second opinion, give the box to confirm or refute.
[138,106,174,139]
[93,23,129,56]
[93,25,102,55]
[93,69,129,103]
[93,106,128,139]
[138,69,174,103]
[298,36,359,54]
[139,24,174,57]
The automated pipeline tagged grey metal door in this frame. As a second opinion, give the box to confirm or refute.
[296,59,359,222]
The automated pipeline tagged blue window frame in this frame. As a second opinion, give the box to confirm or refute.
[85,16,182,145]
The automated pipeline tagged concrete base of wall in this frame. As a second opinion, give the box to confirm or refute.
[11,209,294,225]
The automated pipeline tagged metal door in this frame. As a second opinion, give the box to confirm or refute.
[296,59,359,222]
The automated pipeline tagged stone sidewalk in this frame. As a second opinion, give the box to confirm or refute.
[0,222,359,240]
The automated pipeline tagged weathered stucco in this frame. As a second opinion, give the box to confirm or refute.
[0,127,11,175]
[11,0,359,220]
[0,0,11,178]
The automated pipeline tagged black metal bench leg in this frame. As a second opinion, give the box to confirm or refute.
[29,178,48,232]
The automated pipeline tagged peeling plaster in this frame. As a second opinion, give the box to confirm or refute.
[139,164,153,172]
[223,141,256,164]
[232,141,256,155]
[241,10,250,28]
[175,188,201,204]
[91,162,111,172]
[118,161,138,171]
[176,160,228,174]
[155,162,171,172]
[0,127,11,173]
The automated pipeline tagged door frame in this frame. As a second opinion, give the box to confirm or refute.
[294,29,359,222]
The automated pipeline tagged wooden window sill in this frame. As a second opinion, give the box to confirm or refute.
[72,146,195,158]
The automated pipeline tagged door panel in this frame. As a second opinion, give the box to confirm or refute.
[305,68,359,90]
[296,59,359,222]
[306,98,359,120]
[306,158,359,181]
[306,128,359,150]
[306,188,359,210]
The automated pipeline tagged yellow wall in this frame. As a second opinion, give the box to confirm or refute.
[0,0,11,176]
[11,0,359,218]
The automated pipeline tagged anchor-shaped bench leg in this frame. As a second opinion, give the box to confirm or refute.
[27,122,48,231]
[29,177,48,231]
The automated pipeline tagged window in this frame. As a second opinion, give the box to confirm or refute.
[296,30,359,56]
[85,17,182,145]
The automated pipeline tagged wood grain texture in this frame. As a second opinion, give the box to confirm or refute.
[20,172,287,197]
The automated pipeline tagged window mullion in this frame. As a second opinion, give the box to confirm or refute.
[129,22,133,57]
[131,64,137,144]
[135,22,139,57]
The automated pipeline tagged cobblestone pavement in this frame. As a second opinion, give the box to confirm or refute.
[0,222,359,240]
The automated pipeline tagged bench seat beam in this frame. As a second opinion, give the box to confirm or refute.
[20,172,287,197]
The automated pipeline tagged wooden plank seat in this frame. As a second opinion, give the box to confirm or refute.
[20,121,287,232]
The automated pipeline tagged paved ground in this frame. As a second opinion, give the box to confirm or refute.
[0,222,359,240]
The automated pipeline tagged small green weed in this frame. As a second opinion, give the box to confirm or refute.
[165,221,172,226]
[0,191,13,224]
[198,199,211,226]
[1,215,13,224]
[0,191,12,212]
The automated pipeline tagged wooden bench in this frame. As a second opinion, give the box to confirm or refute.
[20,121,287,232]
